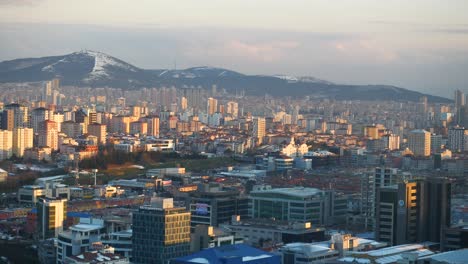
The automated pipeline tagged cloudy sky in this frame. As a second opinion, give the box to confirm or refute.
[1,0,467,97]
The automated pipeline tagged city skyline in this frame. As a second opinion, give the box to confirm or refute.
[1,0,468,97]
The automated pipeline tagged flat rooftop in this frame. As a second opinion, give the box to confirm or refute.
[251,187,323,198]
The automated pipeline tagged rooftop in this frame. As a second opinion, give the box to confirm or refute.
[419,248,468,264]
[251,187,323,198]
[172,244,279,264]
[71,223,104,232]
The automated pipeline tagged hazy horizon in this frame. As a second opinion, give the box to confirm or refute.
[1,0,468,98]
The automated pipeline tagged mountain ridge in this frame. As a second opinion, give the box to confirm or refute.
[0,50,451,103]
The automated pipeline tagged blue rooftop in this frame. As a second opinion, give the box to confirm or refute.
[67,212,91,218]
[171,244,280,264]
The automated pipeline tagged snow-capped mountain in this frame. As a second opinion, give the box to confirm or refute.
[0,51,450,102]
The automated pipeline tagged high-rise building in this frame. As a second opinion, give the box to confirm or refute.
[407,129,431,156]
[1,109,14,131]
[252,117,266,145]
[381,134,400,150]
[0,130,13,160]
[131,105,141,118]
[207,97,218,115]
[132,197,191,264]
[181,87,202,110]
[375,178,451,245]
[37,198,67,240]
[30,107,51,132]
[87,123,107,145]
[180,96,188,111]
[12,127,33,157]
[130,121,148,135]
[38,120,58,150]
[148,117,160,138]
[364,125,380,139]
[448,126,467,152]
[360,167,399,230]
[4,103,29,129]
[226,101,239,118]
[431,133,443,154]
[418,96,428,113]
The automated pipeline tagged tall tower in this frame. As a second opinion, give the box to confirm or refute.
[207,97,218,115]
[12,127,33,157]
[180,96,188,111]
[37,198,67,240]
[132,197,190,264]
[253,117,266,145]
[375,178,451,245]
[408,129,431,156]
[38,120,58,151]
[448,126,467,152]
[148,117,160,138]
[226,101,239,118]
[0,130,13,160]
[4,103,29,129]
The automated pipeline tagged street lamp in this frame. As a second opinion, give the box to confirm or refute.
[92,169,99,186]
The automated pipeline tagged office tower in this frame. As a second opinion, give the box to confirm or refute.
[252,117,266,145]
[132,197,191,264]
[180,96,188,111]
[148,117,160,138]
[38,120,58,150]
[87,123,107,145]
[4,103,29,128]
[12,127,33,157]
[226,101,239,118]
[408,129,431,156]
[0,130,13,160]
[249,187,348,226]
[360,167,398,230]
[1,109,14,131]
[375,178,451,245]
[37,198,67,240]
[423,178,451,243]
[207,97,218,115]
[31,107,50,132]
[188,183,248,228]
[448,126,467,152]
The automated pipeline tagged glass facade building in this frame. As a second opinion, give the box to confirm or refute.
[132,198,191,264]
